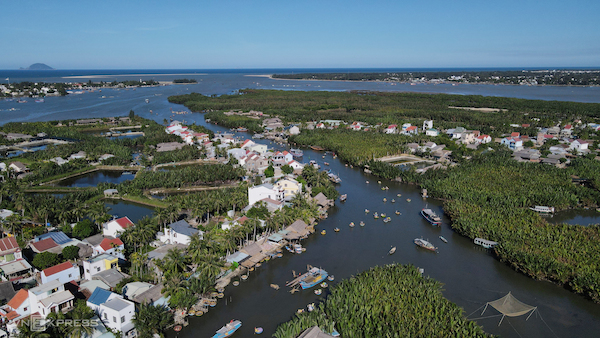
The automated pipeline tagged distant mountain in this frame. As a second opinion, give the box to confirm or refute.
[20,63,54,70]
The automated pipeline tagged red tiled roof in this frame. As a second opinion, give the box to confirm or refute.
[99,238,124,251]
[282,151,289,155]
[406,126,417,131]
[114,217,134,229]
[387,124,397,128]
[260,198,283,205]
[30,238,59,252]
[42,261,75,277]
[7,289,28,309]
[0,237,19,252]
[237,216,249,225]
[565,124,572,129]
[511,132,520,137]
[6,310,19,320]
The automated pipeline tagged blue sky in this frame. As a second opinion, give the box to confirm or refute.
[1,0,598,69]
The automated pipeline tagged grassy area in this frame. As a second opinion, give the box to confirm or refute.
[105,195,167,209]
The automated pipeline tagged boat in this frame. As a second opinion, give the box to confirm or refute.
[241,274,248,280]
[380,213,386,218]
[421,208,442,226]
[237,127,248,132]
[35,98,44,103]
[365,209,369,213]
[349,222,355,228]
[270,284,280,290]
[212,320,242,338]
[414,238,437,252]
[383,198,387,202]
[339,194,347,202]
[383,217,391,223]
[439,236,448,243]
[529,206,555,213]
[233,281,240,286]
[366,180,369,184]
[474,238,498,249]
[299,267,329,289]
[309,160,320,169]
[307,304,315,312]
[310,146,325,151]
[255,327,264,334]
[391,199,395,203]
[290,148,303,157]
[389,246,396,255]
[334,227,340,232]
[327,275,334,281]
[17,99,27,103]
[314,289,322,295]
[286,245,295,253]
[373,212,379,219]
[397,194,401,197]
[359,221,365,227]
[321,230,326,235]
[174,325,182,332]
[406,198,411,202]
[294,243,303,254]
[252,133,264,139]
[329,173,342,183]
[320,282,328,288]
[395,210,401,215]
[145,98,149,103]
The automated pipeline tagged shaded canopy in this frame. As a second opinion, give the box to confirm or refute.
[487,292,536,317]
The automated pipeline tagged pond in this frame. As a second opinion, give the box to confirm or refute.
[56,170,135,187]
[104,199,155,223]
[546,208,600,226]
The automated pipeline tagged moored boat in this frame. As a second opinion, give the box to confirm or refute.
[339,194,347,201]
[389,246,396,255]
[373,212,379,219]
[349,222,355,228]
[395,210,401,215]
[290,148,303,157]
[359,221,365,227]
[421,208,442,226]
[334,227,340,232]
[414,238,437,252]
[310,145,325,151]
[321,230,326,235]
[299,267,329,289]
[439,236,448,243]
[329,173,342,183]
[294,243,303,254]
[212,320,242,338]
[35,98,44,103]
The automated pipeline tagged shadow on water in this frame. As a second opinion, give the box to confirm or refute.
[55,170,135,188]
[104,199,155,224]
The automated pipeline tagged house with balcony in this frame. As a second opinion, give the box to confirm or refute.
[500,137,523,151]
[87,288,136,338]
[157,220,201,246]
[83,254,119,281]
[274,177,302,201]
[93,238,125,259]
[28,279,75,318]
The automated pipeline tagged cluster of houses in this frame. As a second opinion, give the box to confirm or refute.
[0,211,208,337]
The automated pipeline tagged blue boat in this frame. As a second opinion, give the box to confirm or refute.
[212,320,242,338]
[299,267,328,289]
[420,208,442,226]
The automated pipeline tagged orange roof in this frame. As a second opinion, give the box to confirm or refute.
[30,238,59,252]
[7,289,28,309]
[114,217,134,229]
[99,238,124,251]
[6,310,19,320]
[511,132,520,137]
[42,261,75,277]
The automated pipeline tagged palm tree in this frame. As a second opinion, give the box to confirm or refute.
[133,303,173,338]
[16,320,51,338]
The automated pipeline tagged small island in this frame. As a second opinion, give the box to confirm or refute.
[173,78,198,84]
[20,63,54,70]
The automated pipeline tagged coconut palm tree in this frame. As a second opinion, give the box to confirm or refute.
[132,303,173,338]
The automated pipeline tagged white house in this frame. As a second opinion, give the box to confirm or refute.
[501,137,523,151]
[423,120,433,131]
[93,238,125,259]
[271,151,293,167]
[28,279,75,318]
[569,139,589,153]
[425,128,439,137]
[287,160,304,172]
[3,289,30,324]
[248,143,268,155]
[227,148,247,161]
[248,183,284,206]
[83,254,119,281]
[158,220,201,246]
[403,126,418,135]
[87,288,136,337]
[240,139,256,150]
[102,216,134,238]
[40,261,80,284]
[476,135,492,144]
[385,124,397,134]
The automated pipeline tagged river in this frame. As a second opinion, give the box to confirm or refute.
[1,71,599,337]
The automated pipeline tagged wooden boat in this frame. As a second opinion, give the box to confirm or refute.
[397,194,401,197]
[339,194,347,202]
[334,227,340,232]
[327,275,334,281]
[241,274,248,280]
[389,246,397,255]
[406,198,411,202]
[391,199,395,203]
[349,222,355,228]
[314,289,322,295]
[395,210,401,215]
[359,221,365,227]
[439,236,448,243]
[212,320,242,338]
[295,267,329,289]
[232,281,239,286]
[366,180,369,184]
[270,284,280,290]
[320,282,328,288]
[373,212,379,219]
[310,146,325,151]
[380,213,386,218]
[383,198,387,202]
[321,230,326,235]
[365,209,369,213]
[414,238,437,252]
[255,327,264,334]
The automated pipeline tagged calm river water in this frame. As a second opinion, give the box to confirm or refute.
[2,71,600,337]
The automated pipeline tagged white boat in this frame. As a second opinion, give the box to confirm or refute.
[294,243,303,254]
[414,238,437,252]
[529,206,555,213]
[474,238,498,249]
[339,194,347,202]
[439,236,448,243]
[389,246,396,255]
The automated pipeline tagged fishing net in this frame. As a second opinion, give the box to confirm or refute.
[486,292,536,317]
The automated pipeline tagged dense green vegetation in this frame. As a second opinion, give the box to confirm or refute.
[273,70,600,86]
[274,264,489,338]
[169,90,600,136]
[205,110,263,132]
[173,78,198,83]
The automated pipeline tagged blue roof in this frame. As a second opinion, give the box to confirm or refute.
[36,231,71,245]
[87,288,113,306]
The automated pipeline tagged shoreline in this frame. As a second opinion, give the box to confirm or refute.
[62,73,207,79]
